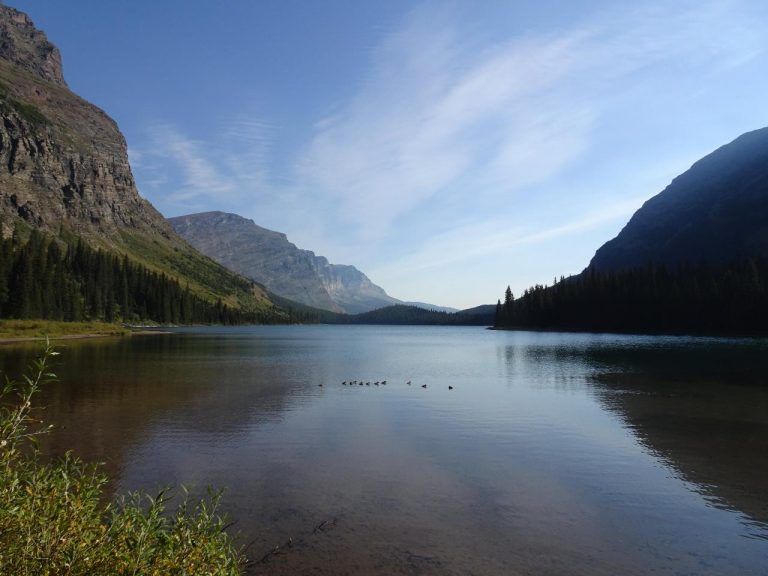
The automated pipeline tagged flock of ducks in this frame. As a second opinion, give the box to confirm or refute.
[318,379,454,390]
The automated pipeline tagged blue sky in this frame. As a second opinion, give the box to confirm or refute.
[12,0,768,308]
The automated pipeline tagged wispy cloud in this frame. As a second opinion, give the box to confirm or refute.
[369,196,645,280]
[130,0,767,305]
[135,119,273,211]
[294,0,764,239]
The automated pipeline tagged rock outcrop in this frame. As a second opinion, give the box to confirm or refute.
[0,4,173,241]
[0,6,65,86]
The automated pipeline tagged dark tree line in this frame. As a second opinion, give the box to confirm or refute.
[0,228,277,325]
[335,304,492,325]
[494,259,768,335]
[268,294,495,326]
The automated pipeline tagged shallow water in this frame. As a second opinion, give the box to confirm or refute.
[2,326,767,575]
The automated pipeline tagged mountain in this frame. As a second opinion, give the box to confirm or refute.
[494,128,768,335]
[0,6,278,318]
[590,128,768,272]
[170,212,342,311]
[313,259,400,314]
[404,302,459,313]
[169,211,403,314]
[0,5,165,239]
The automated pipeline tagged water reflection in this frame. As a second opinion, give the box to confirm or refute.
[0,327,766,575]
[585,341,768,527]
[1,334,307,483]
[503,333,768,528]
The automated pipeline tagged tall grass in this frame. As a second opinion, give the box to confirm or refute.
[0,342,245,575]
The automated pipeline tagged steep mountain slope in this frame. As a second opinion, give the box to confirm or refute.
[590,128,768,271]
[0,6,277,316]
[169,212,401,314]
[0,6,171,240]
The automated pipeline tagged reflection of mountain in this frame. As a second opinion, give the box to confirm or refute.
[4,335,303,483]
[584,344,768,525]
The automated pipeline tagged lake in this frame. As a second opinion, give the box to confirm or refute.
[1,325,767,575]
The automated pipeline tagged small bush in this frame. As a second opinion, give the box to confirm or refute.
[0,342,245,575]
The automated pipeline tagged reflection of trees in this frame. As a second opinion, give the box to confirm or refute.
[0,334,304,483]
[576,341,767,525]
[501,337,768,526]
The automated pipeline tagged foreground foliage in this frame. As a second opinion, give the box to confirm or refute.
[0,344,244,575]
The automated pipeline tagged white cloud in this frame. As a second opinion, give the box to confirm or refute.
[293,0,764,240]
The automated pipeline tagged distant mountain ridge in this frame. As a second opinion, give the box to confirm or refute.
[590,127,768,272]
[404,302,459,313]
[169,211,403,314]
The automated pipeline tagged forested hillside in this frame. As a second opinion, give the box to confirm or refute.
[0,228,281,324]
[494,259,768,335]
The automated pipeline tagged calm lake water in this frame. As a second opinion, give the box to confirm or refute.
[2,326,767,575]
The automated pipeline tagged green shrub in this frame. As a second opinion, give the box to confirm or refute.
[0,342,245,575]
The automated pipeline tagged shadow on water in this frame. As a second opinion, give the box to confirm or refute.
[508,334,768,528]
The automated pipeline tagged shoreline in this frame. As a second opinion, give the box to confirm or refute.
[0,329,170,345]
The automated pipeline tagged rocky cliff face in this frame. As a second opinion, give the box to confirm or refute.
[0,7,65,86]
[311,258,400,314]
[0,4,172,242]
[590,127,768,272]
[169,212,402,314]
[0,6,275,313]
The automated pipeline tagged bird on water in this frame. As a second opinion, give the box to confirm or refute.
[421,384,427,388]
[448,386,454,390]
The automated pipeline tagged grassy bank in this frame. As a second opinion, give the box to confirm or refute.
[0,344,245,575]
[0,320,130,340]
